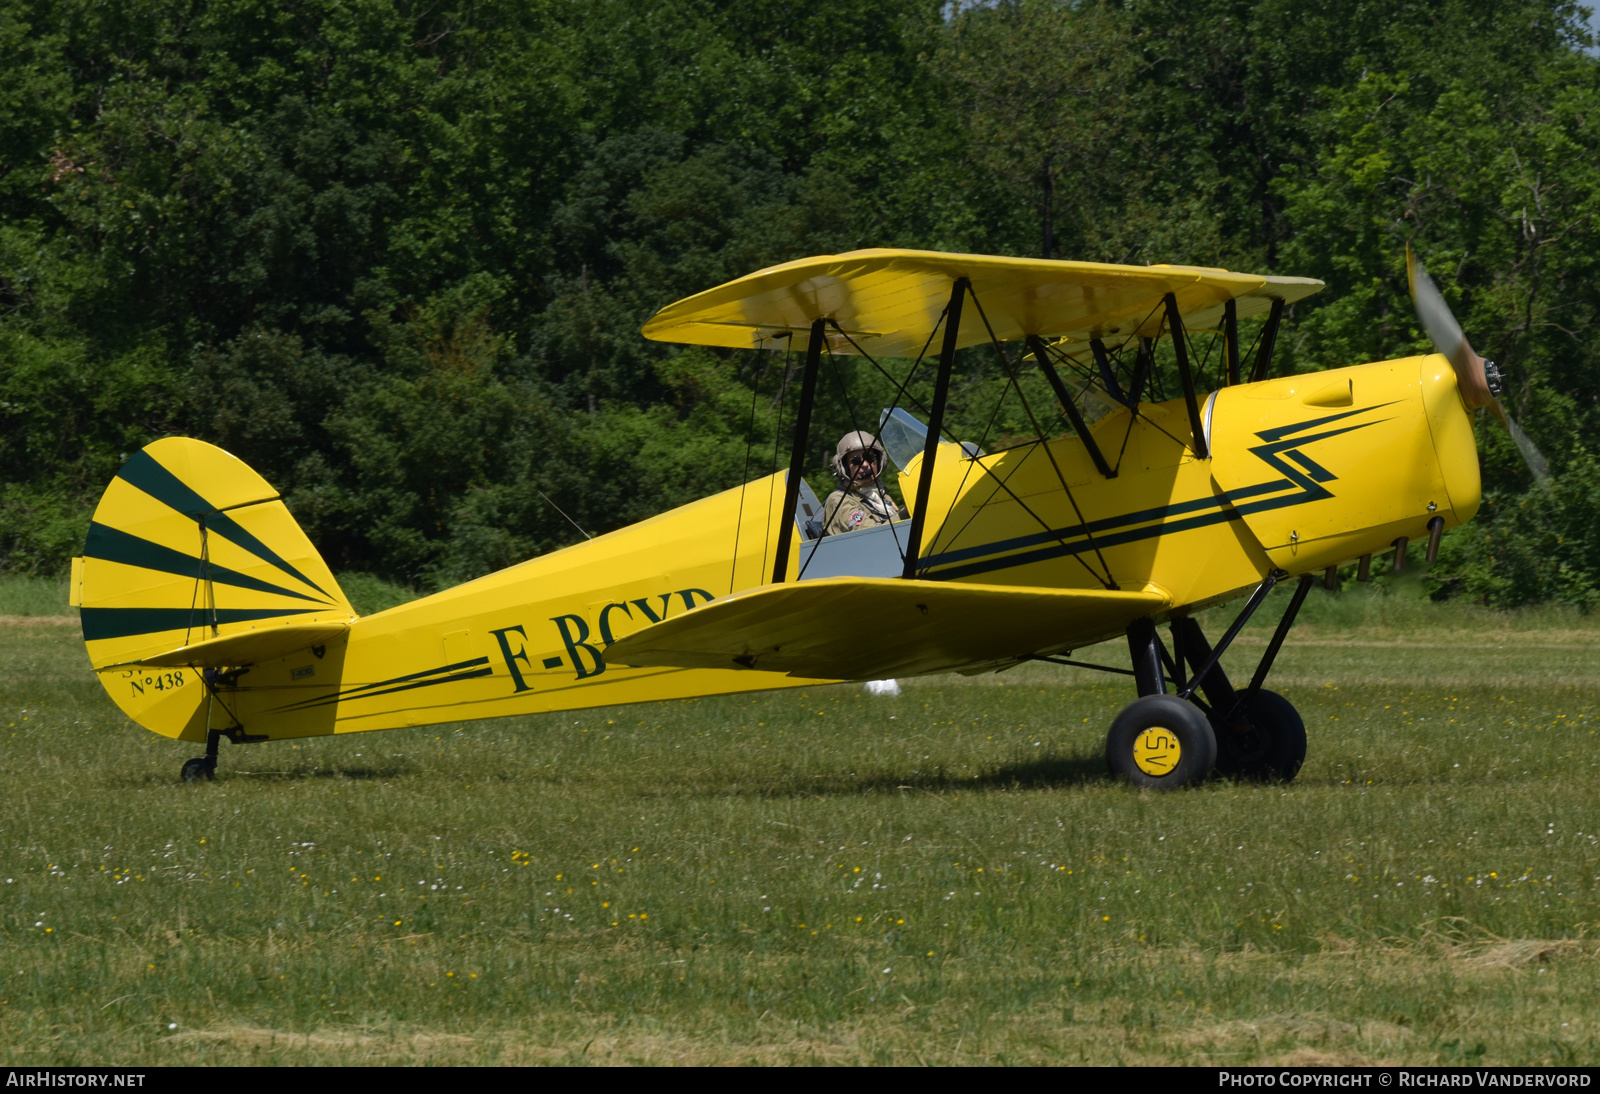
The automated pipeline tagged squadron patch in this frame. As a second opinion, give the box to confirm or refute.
[849,511,864,528]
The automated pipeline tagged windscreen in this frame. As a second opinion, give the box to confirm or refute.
[877,407,928,470]
[877,407,983,468]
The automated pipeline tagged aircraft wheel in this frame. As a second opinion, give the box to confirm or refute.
[1106,695,1217,790]
[180,757,215,783]
[1214,689,1306,783]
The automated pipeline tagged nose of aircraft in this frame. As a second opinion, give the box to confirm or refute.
[1418,352,1482,528]
[1408,245,1549,487]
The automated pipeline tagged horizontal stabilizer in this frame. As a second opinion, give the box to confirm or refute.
[603,577,1169,679]
[129,622,350,669]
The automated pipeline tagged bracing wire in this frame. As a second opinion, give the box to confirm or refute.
[961,287,1117,589]
[912,321,1027,565]
[537,488,592,542]
[760,337,794,584]
[729,338,774,594]
[929,440,1045,565]
[828,319,949,444]
[832,312,957,579]
[796,342,909,580]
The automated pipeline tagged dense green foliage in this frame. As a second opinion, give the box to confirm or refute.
[2,0,1597,598]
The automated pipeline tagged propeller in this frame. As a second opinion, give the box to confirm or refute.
[1405,244,1550,485]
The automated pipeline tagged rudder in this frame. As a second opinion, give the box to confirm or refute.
[74,438,355,740]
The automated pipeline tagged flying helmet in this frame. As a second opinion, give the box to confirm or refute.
[832,430,886,479]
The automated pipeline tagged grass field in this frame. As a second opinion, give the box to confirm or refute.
[3,575,1599,1065]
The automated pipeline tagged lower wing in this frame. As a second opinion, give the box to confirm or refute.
[603,577,1170,679]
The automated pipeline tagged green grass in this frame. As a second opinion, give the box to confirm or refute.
[3,578,1599,1065]
[0,575,74,618]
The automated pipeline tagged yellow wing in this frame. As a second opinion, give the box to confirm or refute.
[603,577,1170,679]
[641,248,1322,358]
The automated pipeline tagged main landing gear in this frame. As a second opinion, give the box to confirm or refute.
[1044,570,1314,790]
[1106,694,1216,789]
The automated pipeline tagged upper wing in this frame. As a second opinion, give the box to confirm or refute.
[603,577,1170,679]
[640,248,1322,359]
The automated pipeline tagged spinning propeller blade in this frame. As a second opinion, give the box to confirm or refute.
[1406,244,1549,485]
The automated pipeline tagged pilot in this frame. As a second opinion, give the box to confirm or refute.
[823,431,905,535]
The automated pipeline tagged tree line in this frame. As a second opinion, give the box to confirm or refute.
[2,0,1597,605]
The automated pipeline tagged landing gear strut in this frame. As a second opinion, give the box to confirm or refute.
[1095,571,1314,789]
[179,725,268,782]
[180,731,222,782]
[1100,618,1221,789]
[181,668,266,782]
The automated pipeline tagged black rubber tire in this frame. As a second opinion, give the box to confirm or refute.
[1105,694,1217,790]
[1213,688,1307,782]
[180,757,214,783]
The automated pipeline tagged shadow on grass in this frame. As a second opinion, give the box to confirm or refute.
[138,754,1112,794]
[865,753,1110,793]
[689,752,1115,800]
[221,765,414,782]
[107,763,418,788]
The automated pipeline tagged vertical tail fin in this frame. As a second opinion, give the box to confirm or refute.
[76,438,354,739]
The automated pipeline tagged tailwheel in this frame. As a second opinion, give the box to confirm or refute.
[1106,694,1217,790]
[180,757,216,782]
[1214,689,1306,783]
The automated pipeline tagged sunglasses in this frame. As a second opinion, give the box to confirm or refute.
[845,453,882,469]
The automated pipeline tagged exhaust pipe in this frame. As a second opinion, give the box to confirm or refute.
[1426,516,1445,564]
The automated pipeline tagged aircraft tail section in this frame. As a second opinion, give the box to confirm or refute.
[73,438,355,739]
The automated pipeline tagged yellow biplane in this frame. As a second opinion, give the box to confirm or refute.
[70,247,1535,788]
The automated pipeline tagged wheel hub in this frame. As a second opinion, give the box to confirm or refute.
[1224,716,1270,764]
[1132,726,1181,776]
